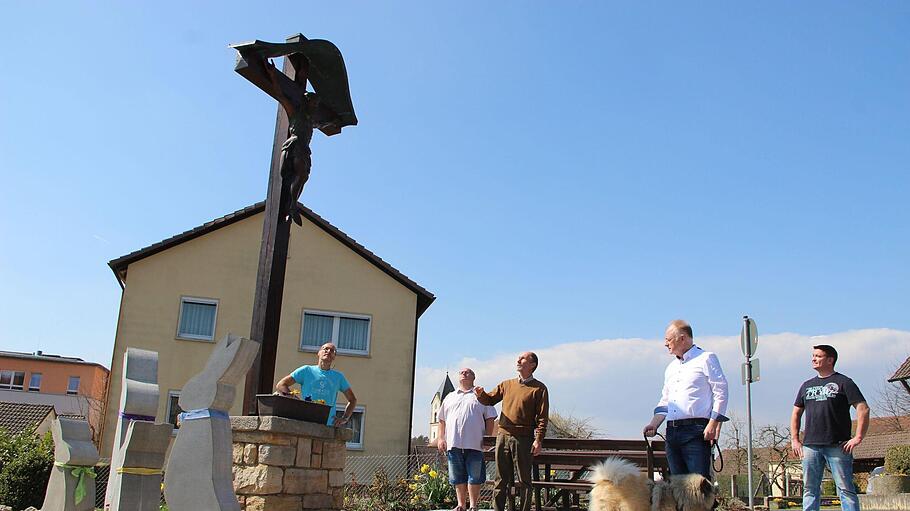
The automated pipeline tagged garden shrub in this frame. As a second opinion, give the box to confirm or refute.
[0,428,54,510]
[885,445,910,475]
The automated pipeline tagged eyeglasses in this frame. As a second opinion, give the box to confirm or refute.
[459,370,474,375]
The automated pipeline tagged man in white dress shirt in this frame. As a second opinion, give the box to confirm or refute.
[438,368,497,511]
[643,319,729,479]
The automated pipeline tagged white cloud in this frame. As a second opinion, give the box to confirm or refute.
[412,328,910,439]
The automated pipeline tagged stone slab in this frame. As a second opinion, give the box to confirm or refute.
[230,416,260,432]
[284,467,327,494]
[258,444,296,466]
[109,421,172,511]
[859,493,910,510]
[106,348,159,510]
[41,419,99,511]
[258,416,335,439]
[164,333,260,511]
[233,465,284,495]
[243,495,301,511]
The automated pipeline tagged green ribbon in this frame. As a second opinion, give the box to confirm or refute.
[54,462,96,504]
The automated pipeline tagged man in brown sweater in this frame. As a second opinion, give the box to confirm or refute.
[474,351,549,511]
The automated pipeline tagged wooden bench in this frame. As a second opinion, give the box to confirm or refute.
[481,436,668,511]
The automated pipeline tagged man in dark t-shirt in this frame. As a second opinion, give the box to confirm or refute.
[790,345,869,511]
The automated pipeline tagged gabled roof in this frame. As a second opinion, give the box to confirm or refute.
[108,201,436,317]
[853,430,910,460]
[434,374,455,402]
[0,402,55,437]
[889,356,910,382]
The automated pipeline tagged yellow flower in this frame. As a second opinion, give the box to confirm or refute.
[429,470,438,478]
[409,483,418,490]
[420,464,430,474]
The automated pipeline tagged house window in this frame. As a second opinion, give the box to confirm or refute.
[335,405,365,449]
[301,310,371,355]
[67,376,80,395]
[0,370,25,391]
[28,373,42,392]
[167,391,184,430]
[177,297,218,341]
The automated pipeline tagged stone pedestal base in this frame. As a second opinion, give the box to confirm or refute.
[230,416,351,511]
[860,493,910,510]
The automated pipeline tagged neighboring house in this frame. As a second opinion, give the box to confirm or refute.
[888,356,910,395]
[0,351,109,444]
[101,202,434,459]
[429,373,454,444]
[0,402,57,438]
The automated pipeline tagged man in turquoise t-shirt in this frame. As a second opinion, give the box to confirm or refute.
[275,342,357,426]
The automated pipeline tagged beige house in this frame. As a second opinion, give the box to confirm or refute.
[101,202,434,458]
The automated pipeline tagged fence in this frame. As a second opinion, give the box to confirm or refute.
[343,452,496,504]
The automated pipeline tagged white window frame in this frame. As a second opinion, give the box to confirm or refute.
[66,375,80,395]
[167,390,182,434]
[0,370,25,391]
[300,309,372,356]
[176,296,219,342]
[28,372,41,392]
[335,404,366,450]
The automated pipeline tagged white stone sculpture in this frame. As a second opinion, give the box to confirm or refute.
[108,420,173,511]
[163,333,260,511]
[105,348,159,510]
[41,418,100,511]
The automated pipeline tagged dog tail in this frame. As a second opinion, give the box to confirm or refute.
[586,457,641,485]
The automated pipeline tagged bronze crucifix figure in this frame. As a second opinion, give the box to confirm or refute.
[230,34,357,414]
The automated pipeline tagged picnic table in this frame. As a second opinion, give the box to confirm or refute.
[481,436,668,511]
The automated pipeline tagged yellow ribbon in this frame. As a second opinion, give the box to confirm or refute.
[54,462,96,504]
[116,467,163,475]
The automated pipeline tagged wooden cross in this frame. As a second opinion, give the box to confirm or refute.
[230,34,357,415]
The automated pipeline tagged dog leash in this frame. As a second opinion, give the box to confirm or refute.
[711,439,724,473]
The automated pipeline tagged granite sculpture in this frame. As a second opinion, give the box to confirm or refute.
[163,333,260,511]
[41,418,99,511]
[108,420,173,511]
[104,348,159,509]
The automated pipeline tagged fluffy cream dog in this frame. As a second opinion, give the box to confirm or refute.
[586,457,717,511]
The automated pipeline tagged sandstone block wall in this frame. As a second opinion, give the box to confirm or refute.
[230,416,352,511]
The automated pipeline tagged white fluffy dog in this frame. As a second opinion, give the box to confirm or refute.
[586,457,717,511]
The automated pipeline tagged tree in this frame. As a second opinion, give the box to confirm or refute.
[873,356,910,430]
[0,428,54,510]
[546,411,599,439]
[755,423,795,495]
[721,414,796,498]
[411,435,429,447]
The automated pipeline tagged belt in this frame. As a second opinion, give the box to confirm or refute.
[666,418,710,427]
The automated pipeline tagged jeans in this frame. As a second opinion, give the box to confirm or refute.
[802,445,859,511]
[665,422,712,479]
[493,433,533,511]
[447,448,486,485]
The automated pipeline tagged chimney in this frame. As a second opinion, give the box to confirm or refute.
[36,350,43,356]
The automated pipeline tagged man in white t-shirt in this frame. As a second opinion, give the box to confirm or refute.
[438,368,497,511]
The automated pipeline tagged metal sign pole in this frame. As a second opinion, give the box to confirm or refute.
[744,315,755,511]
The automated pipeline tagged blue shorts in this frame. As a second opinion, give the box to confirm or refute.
[447,448,486,485]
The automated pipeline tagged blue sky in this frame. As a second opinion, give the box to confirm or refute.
[2,3,909,433]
